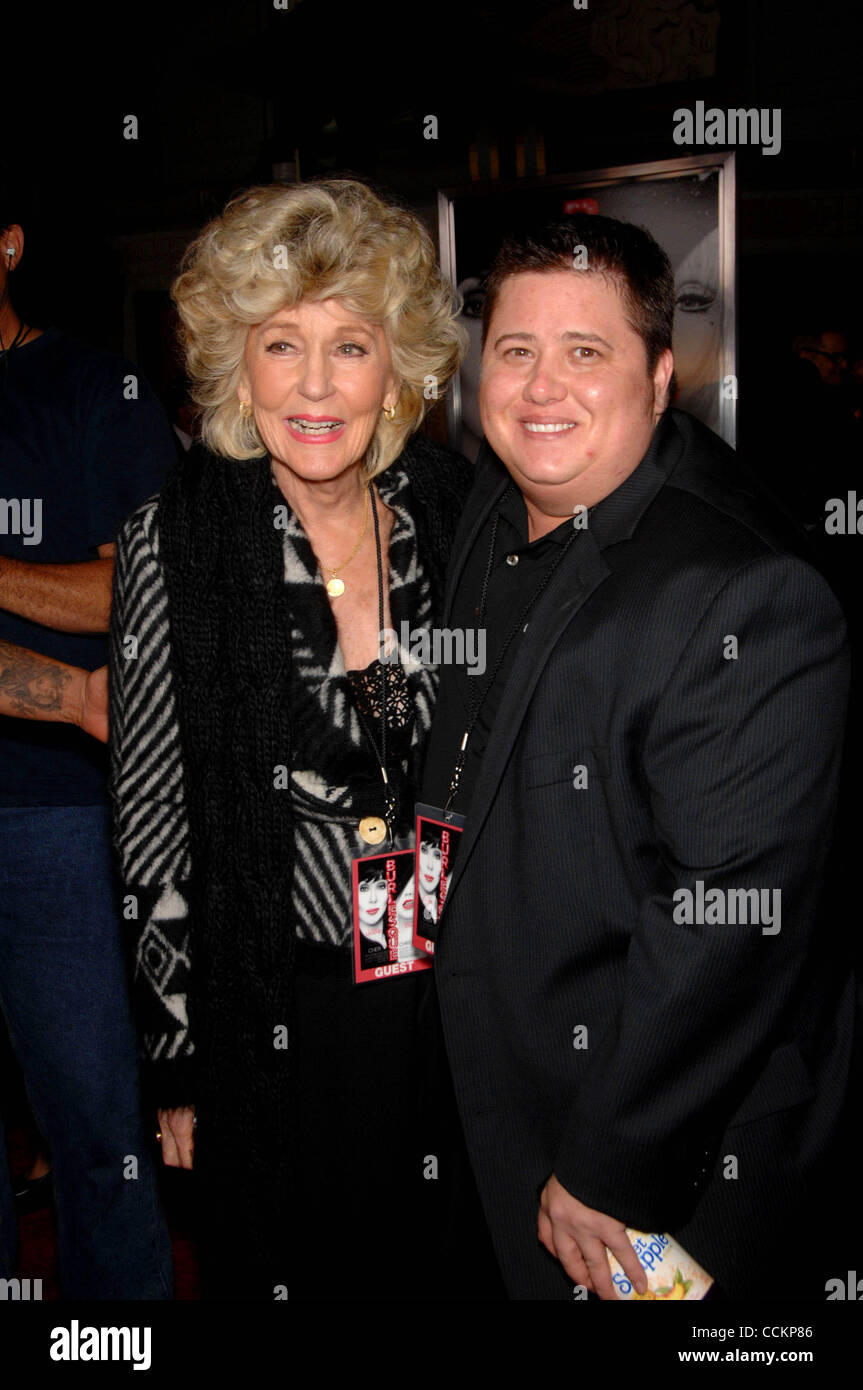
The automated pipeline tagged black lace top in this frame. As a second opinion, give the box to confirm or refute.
[347,658,414,736]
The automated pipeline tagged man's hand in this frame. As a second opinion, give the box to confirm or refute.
[157,1106,195,1170]
[78,664,108,743]
[538,1174,647,1299]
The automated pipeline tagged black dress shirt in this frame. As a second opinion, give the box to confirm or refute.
[422,480,581,816]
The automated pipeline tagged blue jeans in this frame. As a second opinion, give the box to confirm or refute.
[0,805,172,1298]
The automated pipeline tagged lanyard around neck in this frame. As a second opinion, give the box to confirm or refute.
[444,491,581,812]
[358,482,398,844]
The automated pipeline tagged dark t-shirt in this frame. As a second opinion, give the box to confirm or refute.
[0,327,177,805]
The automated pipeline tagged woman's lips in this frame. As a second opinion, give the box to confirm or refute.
[422,872,435,883]
[285,415,347,442]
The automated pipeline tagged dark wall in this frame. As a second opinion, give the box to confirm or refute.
[6,0,862,413]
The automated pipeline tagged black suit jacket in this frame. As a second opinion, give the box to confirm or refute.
[429,408,854,1299]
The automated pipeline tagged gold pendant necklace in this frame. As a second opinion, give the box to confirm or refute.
[321,484,370,597]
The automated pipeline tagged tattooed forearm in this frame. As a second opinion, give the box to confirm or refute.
[0,638,75,719]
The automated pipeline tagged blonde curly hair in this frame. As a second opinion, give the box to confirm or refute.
[171,179,466,473]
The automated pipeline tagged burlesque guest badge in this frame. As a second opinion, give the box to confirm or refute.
[352,848,433,984]
[411,803,467,953]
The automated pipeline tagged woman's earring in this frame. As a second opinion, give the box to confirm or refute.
[382,402,396,421]
[239,400,253,419]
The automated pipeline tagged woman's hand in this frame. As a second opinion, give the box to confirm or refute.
[157,1106,195,1169]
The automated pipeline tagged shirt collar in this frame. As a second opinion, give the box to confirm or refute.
[495,477,579,548]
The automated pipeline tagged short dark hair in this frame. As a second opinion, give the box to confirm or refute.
[480,214,675,375]
[358,871,386,888]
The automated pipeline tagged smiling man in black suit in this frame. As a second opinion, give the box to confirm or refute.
[422,214,855,1300]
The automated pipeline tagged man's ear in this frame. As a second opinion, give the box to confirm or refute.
[2,224,24,271]
[652,348,674,417]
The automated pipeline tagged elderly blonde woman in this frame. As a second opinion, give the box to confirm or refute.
[108,180,473,1299]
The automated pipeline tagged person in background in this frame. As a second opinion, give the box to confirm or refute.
[752,321,856,529]
[165,374,201,454]
[794,324,849,390]
[0,176,175,1298]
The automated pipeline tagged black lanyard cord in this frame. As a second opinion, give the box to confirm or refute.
[366,482,397,842]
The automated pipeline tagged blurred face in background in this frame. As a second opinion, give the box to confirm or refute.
[799,330,848,388]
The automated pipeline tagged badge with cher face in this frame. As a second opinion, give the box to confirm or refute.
[358,815,387,846]
[352,849,433,984]
[412,803,467,954]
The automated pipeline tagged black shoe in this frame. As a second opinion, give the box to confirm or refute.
[14,1170,53,1214]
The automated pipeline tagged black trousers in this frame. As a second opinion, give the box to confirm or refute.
[290,942,506,1301]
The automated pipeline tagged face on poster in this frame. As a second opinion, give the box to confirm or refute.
[352,849,432,984]
[587,176,721,434]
